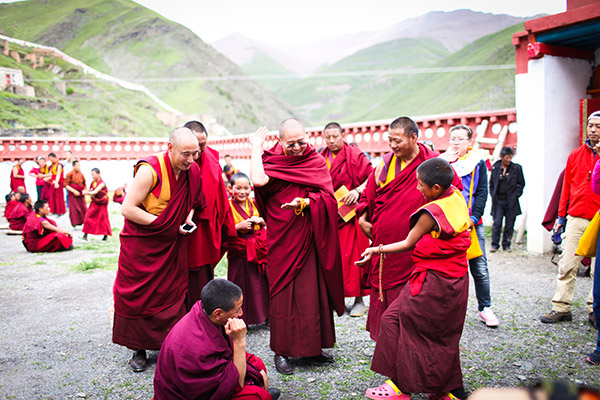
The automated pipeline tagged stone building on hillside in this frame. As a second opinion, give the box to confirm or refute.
[0,67,24,90]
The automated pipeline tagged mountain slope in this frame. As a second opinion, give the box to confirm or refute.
[277,23,521,125]
[0,0,297,133]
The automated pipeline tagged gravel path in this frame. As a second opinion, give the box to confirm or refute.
[0,205,598,399]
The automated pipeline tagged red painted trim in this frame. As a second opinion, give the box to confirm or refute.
[528,42,595,60]
[525,3,600,33]
[513,32,530,74]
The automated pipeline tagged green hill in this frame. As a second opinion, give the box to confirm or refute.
[0,0,297,133]
[277,25,521,125]
[242,52,297,93]
[0,44,172,136]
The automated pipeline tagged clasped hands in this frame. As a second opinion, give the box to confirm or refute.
[225,317,247,342]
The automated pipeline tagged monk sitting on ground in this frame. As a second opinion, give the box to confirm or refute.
[8,193,33,231]
[357,158,473,400]
[22,200,73,253]
[154,279,281,400]
[4,191,19,221]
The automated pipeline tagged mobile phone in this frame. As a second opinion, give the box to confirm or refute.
[181,223,197,233]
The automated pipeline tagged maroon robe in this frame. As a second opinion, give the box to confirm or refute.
[154,301,271,400]
[113,186,126,204]
[48,162,66,215]
[21,212,73,252]
[8,202,33,231]
[356,143,463,340]
[10,165,25,192]
[64,170,87,227]
[83,179,112,236]
[5,200,17,220]
[227,199,269,326]
[254,143,344,357]
[187,146,236,310]
[321,143,373,297]
[371,188,470,394]
[113,152,204,351]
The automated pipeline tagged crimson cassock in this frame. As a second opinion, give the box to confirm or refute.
[5,200,17,220]
[356,143,463,340]
[8,202,33,231]
[83,179,112,236]
[254,143,344,358]
[154,302,271,400]
[113,153,204,351]
[321,143,373,297]
[21,212,72,252]
[371,188,470,394]
[187,147,236,309]
[10,165,25,192]
[67,184,87,227]
[48,163,66,215]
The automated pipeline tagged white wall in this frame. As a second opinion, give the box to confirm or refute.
[516,55,593,253]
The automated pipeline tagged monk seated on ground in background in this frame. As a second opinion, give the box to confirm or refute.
[154,279,281,400]
[357,158,473,400]
[8,193,33,231]
[4,191,19,222]
[22,200,73,253]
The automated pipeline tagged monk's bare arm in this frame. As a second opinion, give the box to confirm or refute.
[65,185,81,196]
[13,166,25,179]
[225,318,247,388]
[358,211,372,240]
[121,164,158,225]
[341,177,369,205]
[53,165,62,188]
[41,220,73,238]
[356,212,437,266]
[249,127,270,187]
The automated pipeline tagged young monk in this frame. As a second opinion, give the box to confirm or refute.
[226,172,269,326]
[356,158,472,400]
[22,200,73,252]
[4,191,19,221]
[64,160,87,228]
[82,168,111,241]
[8,193,33,231]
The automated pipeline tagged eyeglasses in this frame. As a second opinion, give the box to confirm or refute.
[285,141,307,150]
[449,138,470,144]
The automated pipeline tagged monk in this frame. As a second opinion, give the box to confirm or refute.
[22,200,73,252]
[47,153,66,215]
[64,160,87,228]
[223,154,239,182]
[8,193,33,231]
[226,172,269,326]
[154,279,281,400]
[82,168,111,241]
[113,127,204,372]
[10,158,26,193]
[113,183,127,204]
[184,120,236,310]
[250,119,344,375]
[356,116,462,341]
[29,157,52,201]
[320,122,373,317]
[4,191,19,221]
[358,158,470,400]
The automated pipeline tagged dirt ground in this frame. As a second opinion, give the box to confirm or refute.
[0,204,598,399]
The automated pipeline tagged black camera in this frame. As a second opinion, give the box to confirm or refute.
[551,225,565,245]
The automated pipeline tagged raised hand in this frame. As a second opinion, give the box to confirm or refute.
[250,126,269,150]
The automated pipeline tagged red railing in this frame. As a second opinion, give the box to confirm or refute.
[0,109,517,161]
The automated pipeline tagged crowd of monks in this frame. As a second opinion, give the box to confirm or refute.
[6,116,513,400]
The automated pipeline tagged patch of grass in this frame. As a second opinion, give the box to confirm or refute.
[73,255,118,272]
[214,256,228,279]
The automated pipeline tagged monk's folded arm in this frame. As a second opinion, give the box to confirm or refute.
[121,164,158,225]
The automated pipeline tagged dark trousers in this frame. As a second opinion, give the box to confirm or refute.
[491,198,517,250]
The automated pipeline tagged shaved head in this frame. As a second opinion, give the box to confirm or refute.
[169,127,196,148]
[279,118,305,140]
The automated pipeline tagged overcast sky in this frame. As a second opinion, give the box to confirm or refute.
[1,0,566,45]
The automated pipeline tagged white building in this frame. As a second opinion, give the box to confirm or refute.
[0,66,24,90]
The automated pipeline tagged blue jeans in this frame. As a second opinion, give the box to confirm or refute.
[469,223,491,311]
[594,237,600,352]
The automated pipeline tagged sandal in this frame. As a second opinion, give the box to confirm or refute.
[366,380,411,399]
[586,351,600,365]
[428,393,459,400]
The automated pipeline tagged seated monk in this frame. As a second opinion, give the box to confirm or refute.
[22,200,73,253]
[154,279,281,400]
[8,193,33,231]
[113,183,127,204]
[4,191,19,221]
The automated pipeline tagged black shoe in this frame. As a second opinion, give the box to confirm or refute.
[540,310,572,324]
[274,354,293,375]
[102,235,108,241]
[129,349,148,372]
[590,312,597,329]
[503,247,512,253]
[310,350,334,364]
[490,246,499,253]
[268,388,282,400]
[587,350,600,365]
[82,234,88,241]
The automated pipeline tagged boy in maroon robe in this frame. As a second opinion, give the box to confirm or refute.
[22,200,73,252]
[64,160,87,228]
[8,193,33,231]
[320,122,373,317]
[10,158,26,193]
[357,158,471,400]
[4,191,19,221]
[82,168,111,240]
[154,279,280,400]
[47,153,66,215]
[184,120,237,310]
[226,172,269,326]
[113,184,127,204]
[356,117,462,341]
[113,128,205,373]
[250,119,345,375]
